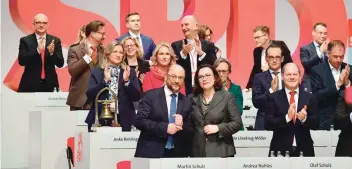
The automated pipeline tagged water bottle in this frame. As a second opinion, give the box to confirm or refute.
[270,151,275,157]
[299,151,304,157]
[277,151,283,157]
[53,87,57,93]
[285,151,290,157]
[330,124,334,131]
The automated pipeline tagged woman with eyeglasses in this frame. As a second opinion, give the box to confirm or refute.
[189,64,242,157]
[142,42,186,95]
[213,58,244,130]
[85,41,141,132]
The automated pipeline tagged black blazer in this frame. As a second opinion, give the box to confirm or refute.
[300,42,327,77]
[18,33,64,92]
[334,90,352,157]
[85,67,141,131]
[310,62,352,130]
[171,39,217,95]
[134,87,192,158]
[246,40,292,89]
[265,87,319,157]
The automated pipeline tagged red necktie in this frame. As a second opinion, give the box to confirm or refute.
[90,46,97,64]
[40,38,45,79]
[289,91,296,124]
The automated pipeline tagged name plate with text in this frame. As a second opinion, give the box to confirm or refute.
[310,131,330,146]
[35,92,68,107]
[242,109,257,126]
[234,131,272,147]
[228,157,290,169]
[98,130,139,149]
[331,130,340,147]
[291,157,351,169]
[160,158,226,169]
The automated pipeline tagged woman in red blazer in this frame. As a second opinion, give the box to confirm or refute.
[142,42,186,95]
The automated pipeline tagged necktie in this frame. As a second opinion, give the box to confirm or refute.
[289,91,296,124]
[166,94,177,149]
[40,37,45,79]
[272,71,280,90]
[90,46,97,64]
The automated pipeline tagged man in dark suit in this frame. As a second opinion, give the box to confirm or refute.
[265,63,319,157]
[67,20,106,110]
[300,22,329,92]
[246,25,292,89]
[134,65,192,158]
[252,44,284,130]
[171,15,217,96]
[116,12,156,60]
[310,40,352,130]
[18,13,64,92]
[334,88,352,157]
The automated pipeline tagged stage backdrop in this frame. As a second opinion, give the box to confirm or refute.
[1,0,352,168]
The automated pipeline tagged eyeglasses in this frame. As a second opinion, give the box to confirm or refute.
[198,74,212,80]
[124,44,136,48]
[267,56,282,61]
[216,70,229,74]
[95,31,106,36]
[254,34,266,40]
[167,74,184,81]
[34,21,48,25]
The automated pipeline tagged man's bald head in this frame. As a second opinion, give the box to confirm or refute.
[167,64,185,75]
[33,13,48,23]
[180,15,199,39]
[33,13,49,35]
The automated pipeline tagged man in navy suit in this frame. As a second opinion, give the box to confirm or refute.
[265,63,319,157]
[310,40,352,130]
[135,64,192,158]
[300,22,329,92]
[252,44,284,130]
[116,12,156,60]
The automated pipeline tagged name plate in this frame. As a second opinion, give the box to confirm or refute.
[331,130,340,147]
[76,110,89,126]
[98,129,139,149]
[35,92,68,107]
[160,158,226,169]
[234,131,272,147]
[291,157,351,169]
[242,109,257,126]
[228,157,290,169]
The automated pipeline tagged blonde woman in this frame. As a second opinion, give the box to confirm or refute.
[85,41,141,132]
[142,42,186,95]
[70,24,86,48]
[122,36,150,82]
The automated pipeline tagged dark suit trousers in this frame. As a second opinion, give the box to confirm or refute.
[36,79,53,92]
[163,148,177,158]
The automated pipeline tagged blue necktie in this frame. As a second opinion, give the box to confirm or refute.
[166,94,177,149]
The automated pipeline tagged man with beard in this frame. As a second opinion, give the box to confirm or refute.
[134,64,192,158]
[171,15,217,96]
[67,20,106,111]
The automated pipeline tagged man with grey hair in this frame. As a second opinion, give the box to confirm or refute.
[18,13,64,92]
[171,15,217,96]
[265,62,319,157]
[135,64,193,158]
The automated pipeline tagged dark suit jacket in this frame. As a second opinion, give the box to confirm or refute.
[300,42,327,92]
[18,33,64,92]
[171,39,217,95]
[189,90,242,157]
[246,40,292,89]
[265,87,319,156]
[66,42,104,108]
[117,33,156,60]
[252,70,274,130]
[310,62,352,130]
[85,67,141,131]
[334,90,352,156]
[134,87,192,158]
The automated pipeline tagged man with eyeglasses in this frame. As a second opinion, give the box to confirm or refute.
[252,44,285,130]
[246,25,292,89]
[18,13,64,92]
[300,22,329,93]
[135,64,192,158]
[67,20,106,111]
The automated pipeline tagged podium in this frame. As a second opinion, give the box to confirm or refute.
[74,128,140,169]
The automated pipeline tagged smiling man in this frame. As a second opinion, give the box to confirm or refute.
[18,13,64,92]
[116,12,155,60]
[171,15,217,96]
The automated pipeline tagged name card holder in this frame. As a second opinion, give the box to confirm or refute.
[35,92,68,107]
[160,158,226,169]
[97,128,140,149]
[234,131,273,147]
[228,157,290,169]
[291,157,351,169]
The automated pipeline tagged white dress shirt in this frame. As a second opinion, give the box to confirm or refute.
[180,39,206,86]
[129,31,143,52]
[313,41,324,59]
[35,33,46,54]
[269,69,282,93]
[328,62,342,90]
[260,49,268,68]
